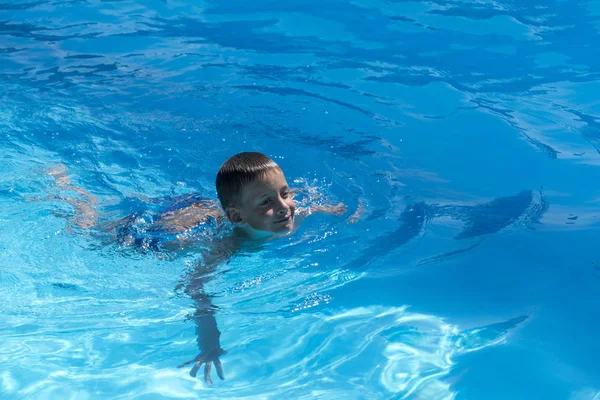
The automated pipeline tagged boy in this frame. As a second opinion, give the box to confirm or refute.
[179,152,348,384]
[48,152,351,385]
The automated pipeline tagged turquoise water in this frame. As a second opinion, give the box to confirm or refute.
[1,1,600,399]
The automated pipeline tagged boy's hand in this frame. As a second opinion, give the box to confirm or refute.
[348,201,365,224]
[178,347,226,385]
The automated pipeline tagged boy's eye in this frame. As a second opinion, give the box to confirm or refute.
[281,190,290,198]
[259,198,271,206]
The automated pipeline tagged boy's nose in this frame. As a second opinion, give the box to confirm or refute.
[276,198,290,214]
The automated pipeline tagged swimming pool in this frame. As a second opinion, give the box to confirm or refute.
[1,0,599,398]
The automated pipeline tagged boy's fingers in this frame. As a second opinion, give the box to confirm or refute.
[204,362,213,385]
[190,361,203,378]
[178,354,204,368]
[214,358,225,380]
[178,359,196,368]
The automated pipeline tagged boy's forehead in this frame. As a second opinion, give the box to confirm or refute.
[266,168,287,182]
[255,169,288,187]
[241,169,288,196]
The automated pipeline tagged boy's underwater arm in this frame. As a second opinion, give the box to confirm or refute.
[177,295,226,385]
[303,190,366,223]
[293,185,366,223]
[302,201,366,224]
[177,236,238,385]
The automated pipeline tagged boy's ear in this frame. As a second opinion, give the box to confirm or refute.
[226,207,243,223]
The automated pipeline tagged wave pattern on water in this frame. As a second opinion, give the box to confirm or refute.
[2,0,600,399]
[0,303,526,399]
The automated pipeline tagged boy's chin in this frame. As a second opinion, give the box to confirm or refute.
[271,218,294,232]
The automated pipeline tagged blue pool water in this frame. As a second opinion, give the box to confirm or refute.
[1,0,600,398]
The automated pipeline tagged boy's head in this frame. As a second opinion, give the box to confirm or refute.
[216,152,295,233]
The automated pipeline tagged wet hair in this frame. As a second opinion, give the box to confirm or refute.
[216,152,281,211]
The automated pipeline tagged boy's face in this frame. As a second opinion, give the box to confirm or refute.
[229,169,296,233]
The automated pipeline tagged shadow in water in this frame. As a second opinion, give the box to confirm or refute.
[349,190,547,269]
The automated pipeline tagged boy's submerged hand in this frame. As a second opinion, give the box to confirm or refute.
[178,347,227,385]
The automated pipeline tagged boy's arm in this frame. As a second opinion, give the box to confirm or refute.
[177,293,225,385]
[177,236,238,385]
[305,201,364,224]
[292,187,363,223]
